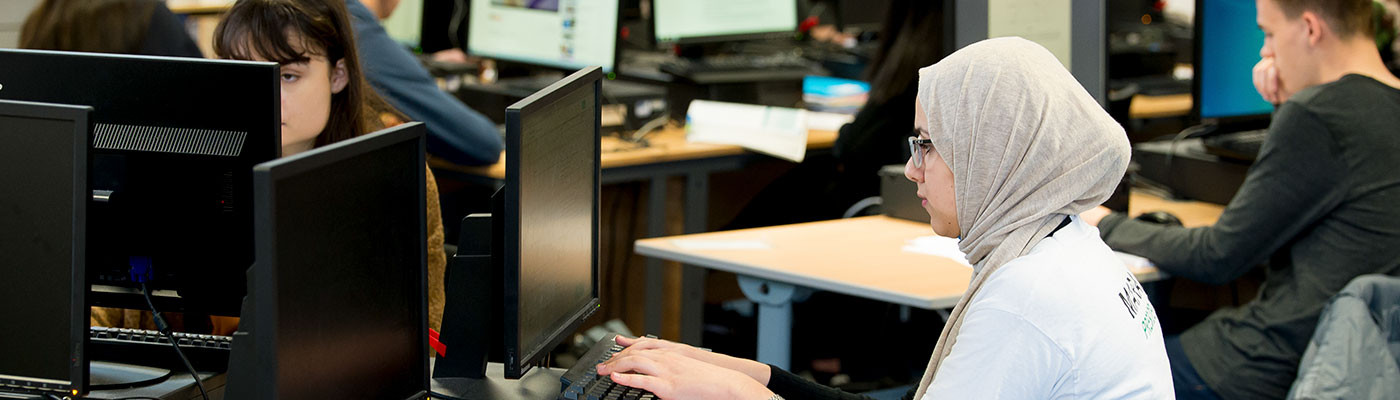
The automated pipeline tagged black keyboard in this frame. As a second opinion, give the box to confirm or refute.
[88,326,233,371]
[1202,129,1269,161]
[558,335,657,400]
[660,55,818,83]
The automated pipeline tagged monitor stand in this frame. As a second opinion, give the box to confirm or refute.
[89,361,171,390]
[429,361,564,400]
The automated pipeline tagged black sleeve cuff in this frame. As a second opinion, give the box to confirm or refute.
[765,364,877,400]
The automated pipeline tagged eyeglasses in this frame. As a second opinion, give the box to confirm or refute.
[908,135,934,168]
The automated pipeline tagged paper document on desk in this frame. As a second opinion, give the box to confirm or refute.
[685,100,809,162]
[902,236,973,269]
[672,239,772,251]
[1115,252,1156,269]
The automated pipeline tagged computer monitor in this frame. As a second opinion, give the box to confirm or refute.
[434,67,601,384]
[384,0,425,49]
[653,0,798,44]
[0,49,280,316]
[953,0,1107,105]
[1194,0,1273,122]
[0,100,91,398]
[227,122,429,399]
[466,0,621,72]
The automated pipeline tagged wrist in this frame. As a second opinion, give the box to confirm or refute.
[731,378,776,399]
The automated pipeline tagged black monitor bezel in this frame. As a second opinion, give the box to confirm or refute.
[0,99,92,396]
[0,48,280,317]
[1191,0,1274,127]
[462,0,624,73]
[246,122,429,399]
[501,67,603,379]
[650,0,799,45]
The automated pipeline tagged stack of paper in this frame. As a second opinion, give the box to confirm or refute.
[685,100,810,162]
[901,235,973,269]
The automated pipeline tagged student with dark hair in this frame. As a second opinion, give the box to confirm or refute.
[1082,0,1400,398]
[20,0,202,57]
[728,0,945,228]
[213,0,449,333]
[832,0,945,201]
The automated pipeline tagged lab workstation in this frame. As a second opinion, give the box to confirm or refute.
[3,0,1399,398]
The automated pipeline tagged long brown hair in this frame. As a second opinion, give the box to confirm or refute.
[20,0,156,54]
[865,0,945,105]
[213,0,402,147]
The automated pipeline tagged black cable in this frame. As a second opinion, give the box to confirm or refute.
[139,283,209,400]
[1163,124,1213,199]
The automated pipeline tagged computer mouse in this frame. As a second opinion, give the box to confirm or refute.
[1135,210,1183,227]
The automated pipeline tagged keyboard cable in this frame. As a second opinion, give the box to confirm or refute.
[139,282,210,400]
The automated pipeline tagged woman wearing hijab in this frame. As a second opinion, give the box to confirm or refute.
[593,38,1174,399]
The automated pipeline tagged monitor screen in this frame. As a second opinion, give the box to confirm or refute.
[384,0,425,49]
[467,0,620,72]
[243,123,428,399]
[1197,0,1273,120]
[653,0,797,43]
[503,67,601,377]
[0,100,89,396]
[953,0,1105,105]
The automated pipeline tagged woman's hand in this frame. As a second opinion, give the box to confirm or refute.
[597,346,775,400]
[609,335,772,385]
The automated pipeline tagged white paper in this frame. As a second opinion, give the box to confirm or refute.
[671,239,772,251]
[988,0,1073,69]
[805,111,856,132]
[901,235,973,269]
[685,100,809,162]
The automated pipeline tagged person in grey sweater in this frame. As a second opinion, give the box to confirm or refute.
[346,0,503,166]
[1081,0,1400,398]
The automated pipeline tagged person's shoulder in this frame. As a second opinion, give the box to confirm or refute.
[1287,74,1399,113]
[977,222,1122,307]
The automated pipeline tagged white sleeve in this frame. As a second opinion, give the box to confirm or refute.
[923,307,1072,399]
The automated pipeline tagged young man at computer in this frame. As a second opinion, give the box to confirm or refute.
[1081,0,1400,398]
[346,0,505,166]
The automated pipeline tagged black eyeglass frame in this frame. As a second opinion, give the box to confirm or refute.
[908,135,934,168]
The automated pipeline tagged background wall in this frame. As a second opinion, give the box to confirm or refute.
[0,0,43,48]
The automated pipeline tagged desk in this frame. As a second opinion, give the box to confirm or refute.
[1130,93,1192,119]
[431,126,837,341]
[634,192,1224,369]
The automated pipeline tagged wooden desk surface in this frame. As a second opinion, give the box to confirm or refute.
[1128,191,1224,228]
[635,193,1224,310]
[1130,93,1192,119]
[430,126,838,179]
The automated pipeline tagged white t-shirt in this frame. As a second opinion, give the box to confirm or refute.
[924,217,1173,399]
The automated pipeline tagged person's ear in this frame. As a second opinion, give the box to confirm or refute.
[330,58,349,94]
[1300,11,1325,46]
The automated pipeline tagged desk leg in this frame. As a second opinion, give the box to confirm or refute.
[645,177,667,336]
[680,172,709,345]
[737,276,798,371]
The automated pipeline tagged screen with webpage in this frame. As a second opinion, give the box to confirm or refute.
[467,0,619,71]
[653,0,797,42]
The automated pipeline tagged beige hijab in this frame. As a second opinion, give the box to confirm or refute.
[911,37,1130,398]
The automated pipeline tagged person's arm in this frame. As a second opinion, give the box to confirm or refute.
[1099,104,1347,285]
[765,365,884,400]
[425,166,447,333]
[347,2,503,166]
